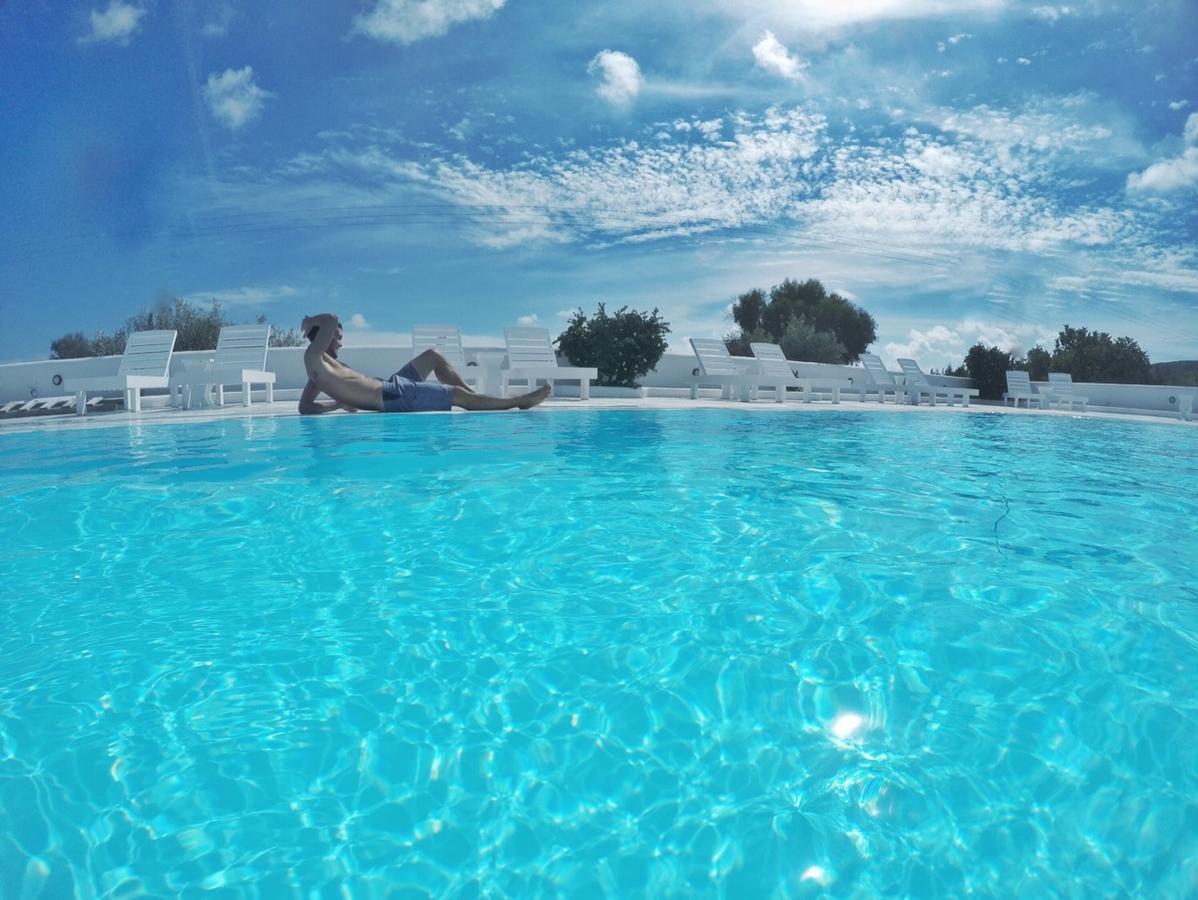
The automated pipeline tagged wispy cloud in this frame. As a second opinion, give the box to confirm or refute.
[203,67,273,130]
[752,31,805,81]
[1030,5,1075,22]
[185,284,299,308]
[79,1,145,45]
[351,0,506,45]
[201,4,235,38]
[698,0,1006,31]
[588,51,644,107]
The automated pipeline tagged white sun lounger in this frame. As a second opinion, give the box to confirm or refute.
[748,342,853,403]
[897,358,979,406]
[412,324,480,390]
[66,329,177,415]
[688,338,765,401]
[1003,370,1042,408]
[1043,372,1089,411]
[501,326,597,399]
[171,324,275,410]
[858,353,911,404]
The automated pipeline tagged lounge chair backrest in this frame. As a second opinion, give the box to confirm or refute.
[213,324,271,370]
[749,342,795,378]
[413,324,468,370]
[1006,370,1032,393]
[504,327,558,367]
[116,330,177,378]
[897,358,931,385]
[690,338,744,376]
[1049,372,1077,393]
[859,353,896,385]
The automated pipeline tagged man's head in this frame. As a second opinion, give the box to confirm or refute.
[306,321,343,358]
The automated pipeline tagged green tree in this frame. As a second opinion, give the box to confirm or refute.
[962,343,1021,400]
[726,277,876,362]
[126,297,229,351]
[259,315,305,347]
[555,303,671,388]
[48,298,305,357]
[50,332,99,360]
[1026,346,1051,381]
[730,288,767,335]
[1051,325,1152,384]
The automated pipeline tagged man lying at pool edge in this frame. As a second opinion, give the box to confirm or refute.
[299,313,550,414]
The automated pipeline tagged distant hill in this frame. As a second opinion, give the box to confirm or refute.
[1151,360,1198,386]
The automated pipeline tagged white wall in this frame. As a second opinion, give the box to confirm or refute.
[1,347,1192,417]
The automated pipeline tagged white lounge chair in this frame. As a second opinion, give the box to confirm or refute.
[411,324,480,390]
[25,396,75,414]
[66,329,177,415]
[748,342,853,403]
[1044,372,1089,411]
[171,324,275,410]
[688,338,765,400]
[501,327,597,399]
[1003,370,1041,408]
[897,358,979,407]
[858,353,911,404]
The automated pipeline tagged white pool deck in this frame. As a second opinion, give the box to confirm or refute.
[0,394,1195,436]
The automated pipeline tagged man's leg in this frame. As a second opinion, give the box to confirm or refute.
[407,350,476,392]
[451,384,550,411]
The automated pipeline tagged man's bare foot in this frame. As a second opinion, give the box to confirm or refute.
[517,384,552,409]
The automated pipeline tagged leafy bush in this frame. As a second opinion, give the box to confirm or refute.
[48,297,303,358]
[963,343,1020,400]
[779,317,846,365]
[555,303,670,388]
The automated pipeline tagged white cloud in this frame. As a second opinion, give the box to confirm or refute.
[202,67,273,130]
[948,32,972,44]
[185,284,298,308]
[883,319,1055,370]
[350,313,370,329]
[1126,148,1198,193]
[1168,100,1189,111]
[1016,57,1031,66]
[80,1,145,45]
[351,0,506,44]
[1127,114,1198,193]
[752,31,805,81]
[588,51,644,107]
[516,314,540,326]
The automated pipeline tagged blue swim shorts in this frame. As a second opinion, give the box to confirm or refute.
[380,362,454,413]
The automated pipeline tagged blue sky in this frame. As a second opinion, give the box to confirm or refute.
[1,0,1196,368]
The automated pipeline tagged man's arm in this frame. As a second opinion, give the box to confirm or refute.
[298,377,337,415]
[298,378,360,415]
[302,314,339,361]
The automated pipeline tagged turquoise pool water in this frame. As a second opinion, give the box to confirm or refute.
[1,410,1196,896]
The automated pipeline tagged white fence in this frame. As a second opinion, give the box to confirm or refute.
[0,346,1193,419]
